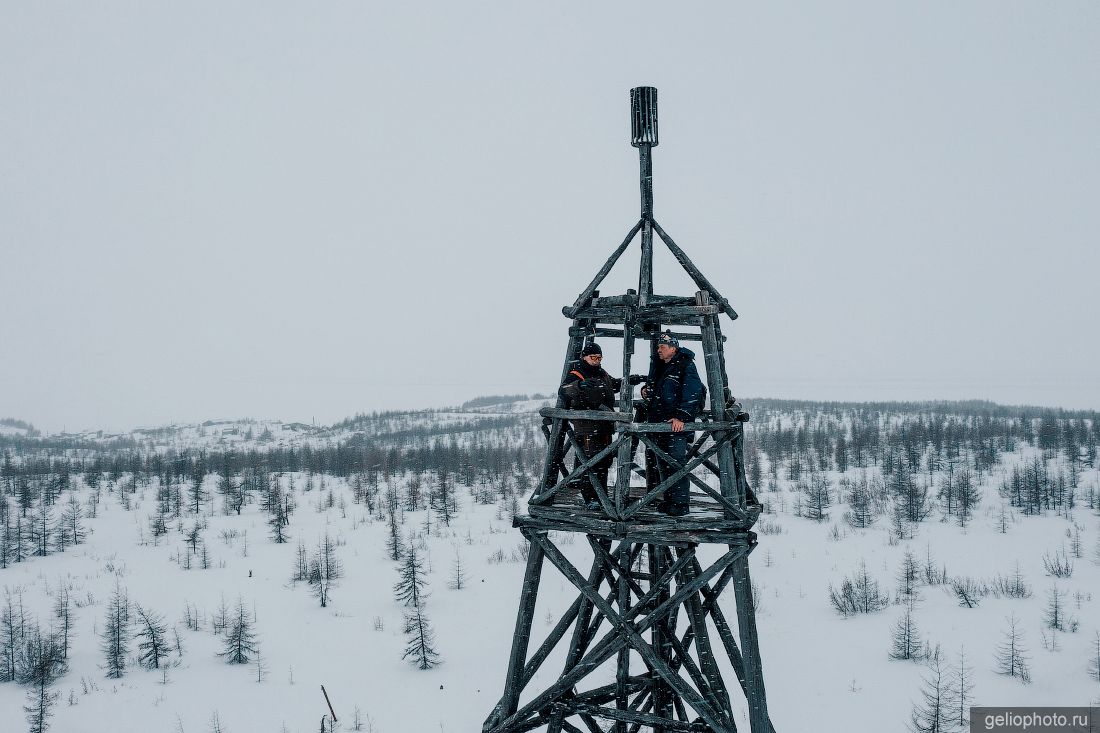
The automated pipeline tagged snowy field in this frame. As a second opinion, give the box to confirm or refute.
[2,404,1099,733]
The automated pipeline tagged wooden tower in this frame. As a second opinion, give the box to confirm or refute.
[483,88,775,733]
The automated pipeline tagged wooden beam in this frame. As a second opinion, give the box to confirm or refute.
[619,422,742,433]
[521,502,754,528]
[516,514,758,545]
[690,559,780,733]
[497,531,547,721]
[615,541,632,733]
[569,220,645,313]
[536,328,588,503]
[561,426,620,517]
[539,407,634,423]
[626,437,743,521]
[651,220,738,321]
[521,566,600,689]
[650,545,675,729]
[639,217,654,307]
[533,434,625,506]
[569,702,714,732]
[567,326,720,343]
[496,546,742,733]
[559,549,611,675]
[731,555,771,733]
[564,305,718,322]
[662,625,719,721]
[699,304,745,507]
[676,549,734,723]
[588,537,647,600]
[529,535,730,733]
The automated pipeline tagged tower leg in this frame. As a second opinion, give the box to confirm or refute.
[492,532,546,729]
[699,301,744,508]
[538,331,587,502]
[677,549,734,725]
[649,544,674,731]
[732,555,770,733]
[613,318,636,511]
[547,547,609,733]
[615,542,632,733]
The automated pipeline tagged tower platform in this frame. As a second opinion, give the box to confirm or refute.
[522,487,761,546]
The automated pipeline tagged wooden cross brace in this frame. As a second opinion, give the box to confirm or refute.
[485,530,757,733]
[533,418,748,524]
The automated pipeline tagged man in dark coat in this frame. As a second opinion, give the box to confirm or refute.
[642,331,705,516]
[559,342,621,510]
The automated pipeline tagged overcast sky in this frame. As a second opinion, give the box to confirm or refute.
[2,2,1098,432]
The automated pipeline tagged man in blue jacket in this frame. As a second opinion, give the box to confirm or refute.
[642,331,705,516]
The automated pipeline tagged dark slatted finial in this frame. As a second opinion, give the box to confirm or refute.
[630,87,658,147]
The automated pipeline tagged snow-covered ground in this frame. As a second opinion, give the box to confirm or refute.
[1,402,1099,733]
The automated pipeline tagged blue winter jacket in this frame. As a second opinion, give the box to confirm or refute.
[647,347,705,423]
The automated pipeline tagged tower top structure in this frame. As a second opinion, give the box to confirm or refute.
[484,88,776,733]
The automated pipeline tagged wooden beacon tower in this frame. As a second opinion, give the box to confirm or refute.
[484,88,775,733]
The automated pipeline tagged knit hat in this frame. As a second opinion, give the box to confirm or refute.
[581,343,603,357]
[656,331,679,348]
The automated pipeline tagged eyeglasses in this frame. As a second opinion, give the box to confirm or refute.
[585,354,603,361]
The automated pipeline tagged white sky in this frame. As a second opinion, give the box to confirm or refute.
[2,2,1099,432]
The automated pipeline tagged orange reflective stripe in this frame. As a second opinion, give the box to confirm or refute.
[570,370,585,381]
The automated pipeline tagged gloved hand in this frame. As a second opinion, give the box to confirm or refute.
[627,374,648,386]
[579,380,607,408]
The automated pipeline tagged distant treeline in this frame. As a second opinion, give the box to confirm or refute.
[2,400,1098,507]
[460,394,550,410]
[0,418,38,436]
[1,399,1099,573]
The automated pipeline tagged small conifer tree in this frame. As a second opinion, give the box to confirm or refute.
[22,625,63,733]
[101,583,131,678]
[402,605,440,670]
[908,649,950,733]
[394,547,428,608]
[52,584,74,662]
[994,613,1031,684]
[950,645,975,729]
[897,549,920,599]
[1087,631,1100,683]
[448,546,466,591]
[219,599,258,665]
[890,607,924,661]
[134,605,171,670]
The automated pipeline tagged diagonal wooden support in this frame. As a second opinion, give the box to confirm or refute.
[561,426,620,515]
[548,541,640,733]
[693,562,779,733]
[571,701,713,732]
[629,436,744,520]
[530,534,731,733]
[662,617,719,716]
[632,435,725,504]
[651,220,738,322]
[570,220,644,313]
[522,554,608,690]
[493,541,742,733]
[675,549,734,723]
[487,539,547,733]
[534,434,625,506]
